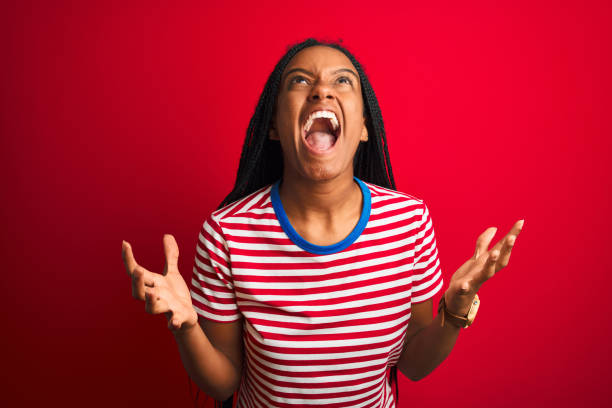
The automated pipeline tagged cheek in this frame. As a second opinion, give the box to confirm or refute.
[345,100,365,133]
[276,97,301,134]
[343,91,364,115]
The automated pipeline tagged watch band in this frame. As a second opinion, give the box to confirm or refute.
[437,293,480,329]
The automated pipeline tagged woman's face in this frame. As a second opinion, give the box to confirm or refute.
[271,45,368,183]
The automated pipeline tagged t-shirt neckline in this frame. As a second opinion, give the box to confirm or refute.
[270,177,371,255]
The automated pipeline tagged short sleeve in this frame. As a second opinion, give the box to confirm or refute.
[411,202,444,303]
[190,214,241,323]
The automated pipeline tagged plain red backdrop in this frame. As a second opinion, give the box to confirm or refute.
[1,1,610,407]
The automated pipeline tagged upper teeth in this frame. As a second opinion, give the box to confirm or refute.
[303,110,339,134]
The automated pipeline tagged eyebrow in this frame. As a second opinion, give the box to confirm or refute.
[283,67,360,82]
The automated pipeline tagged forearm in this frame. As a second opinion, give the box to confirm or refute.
[397,310,461,381]
[173,324,241,401]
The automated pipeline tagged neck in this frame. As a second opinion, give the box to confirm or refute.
[278,171,361,223]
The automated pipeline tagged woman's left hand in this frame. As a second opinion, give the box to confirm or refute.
[444,219,524,316]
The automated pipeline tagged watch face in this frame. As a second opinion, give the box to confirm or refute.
[467,295,480,324]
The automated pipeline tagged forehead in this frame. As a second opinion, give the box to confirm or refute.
[283,45,358,76]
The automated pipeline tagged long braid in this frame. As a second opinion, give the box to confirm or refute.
[350,53,395,189]
[220,39,321,208]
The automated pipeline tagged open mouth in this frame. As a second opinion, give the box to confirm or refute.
[302,110,340,153]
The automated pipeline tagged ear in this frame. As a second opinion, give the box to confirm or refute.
[269,117,279,141]
[360,116,368,142]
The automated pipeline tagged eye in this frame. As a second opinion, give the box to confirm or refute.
[290,75,309,85]
[337,76,353,85]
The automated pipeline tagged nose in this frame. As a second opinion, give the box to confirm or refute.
[308,80,335,102]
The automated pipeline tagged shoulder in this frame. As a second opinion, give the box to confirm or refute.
[362,181,428,216]
[196,184,275,249]
[206,184,275,228]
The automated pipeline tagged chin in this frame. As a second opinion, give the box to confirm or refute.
[300,163,346,182]
[309,167,334,181]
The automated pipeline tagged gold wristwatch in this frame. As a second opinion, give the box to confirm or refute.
[437,293,480,329]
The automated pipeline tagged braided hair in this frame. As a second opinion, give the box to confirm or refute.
[215,38,401,408]
[218,38,396,209]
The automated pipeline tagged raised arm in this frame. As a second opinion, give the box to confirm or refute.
[398,220,524,380]
[121,235,243,401]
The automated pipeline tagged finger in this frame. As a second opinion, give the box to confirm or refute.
[163,310,180,331]
[144,288,155,314]
[133,264,157,286]
[162,234,180,276]
[491,219,524,254]
[144,287,170,314]
[167,311,182,331]
[467,245,496,287]
[480,249,500,282]
[474,227,498,259]
[132,267,146,300]
[122,240,137,276]
[495,234,516,272]
[132,266,158,301]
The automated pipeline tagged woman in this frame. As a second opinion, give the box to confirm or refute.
[122,38,523,408]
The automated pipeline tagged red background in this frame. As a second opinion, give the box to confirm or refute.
[2,1,610,407]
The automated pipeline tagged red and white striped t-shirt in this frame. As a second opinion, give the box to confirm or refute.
[190,178,443,408]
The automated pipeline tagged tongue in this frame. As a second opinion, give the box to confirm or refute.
[306,131,335,151]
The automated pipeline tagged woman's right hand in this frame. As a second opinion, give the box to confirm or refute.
[122,234,198,332]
